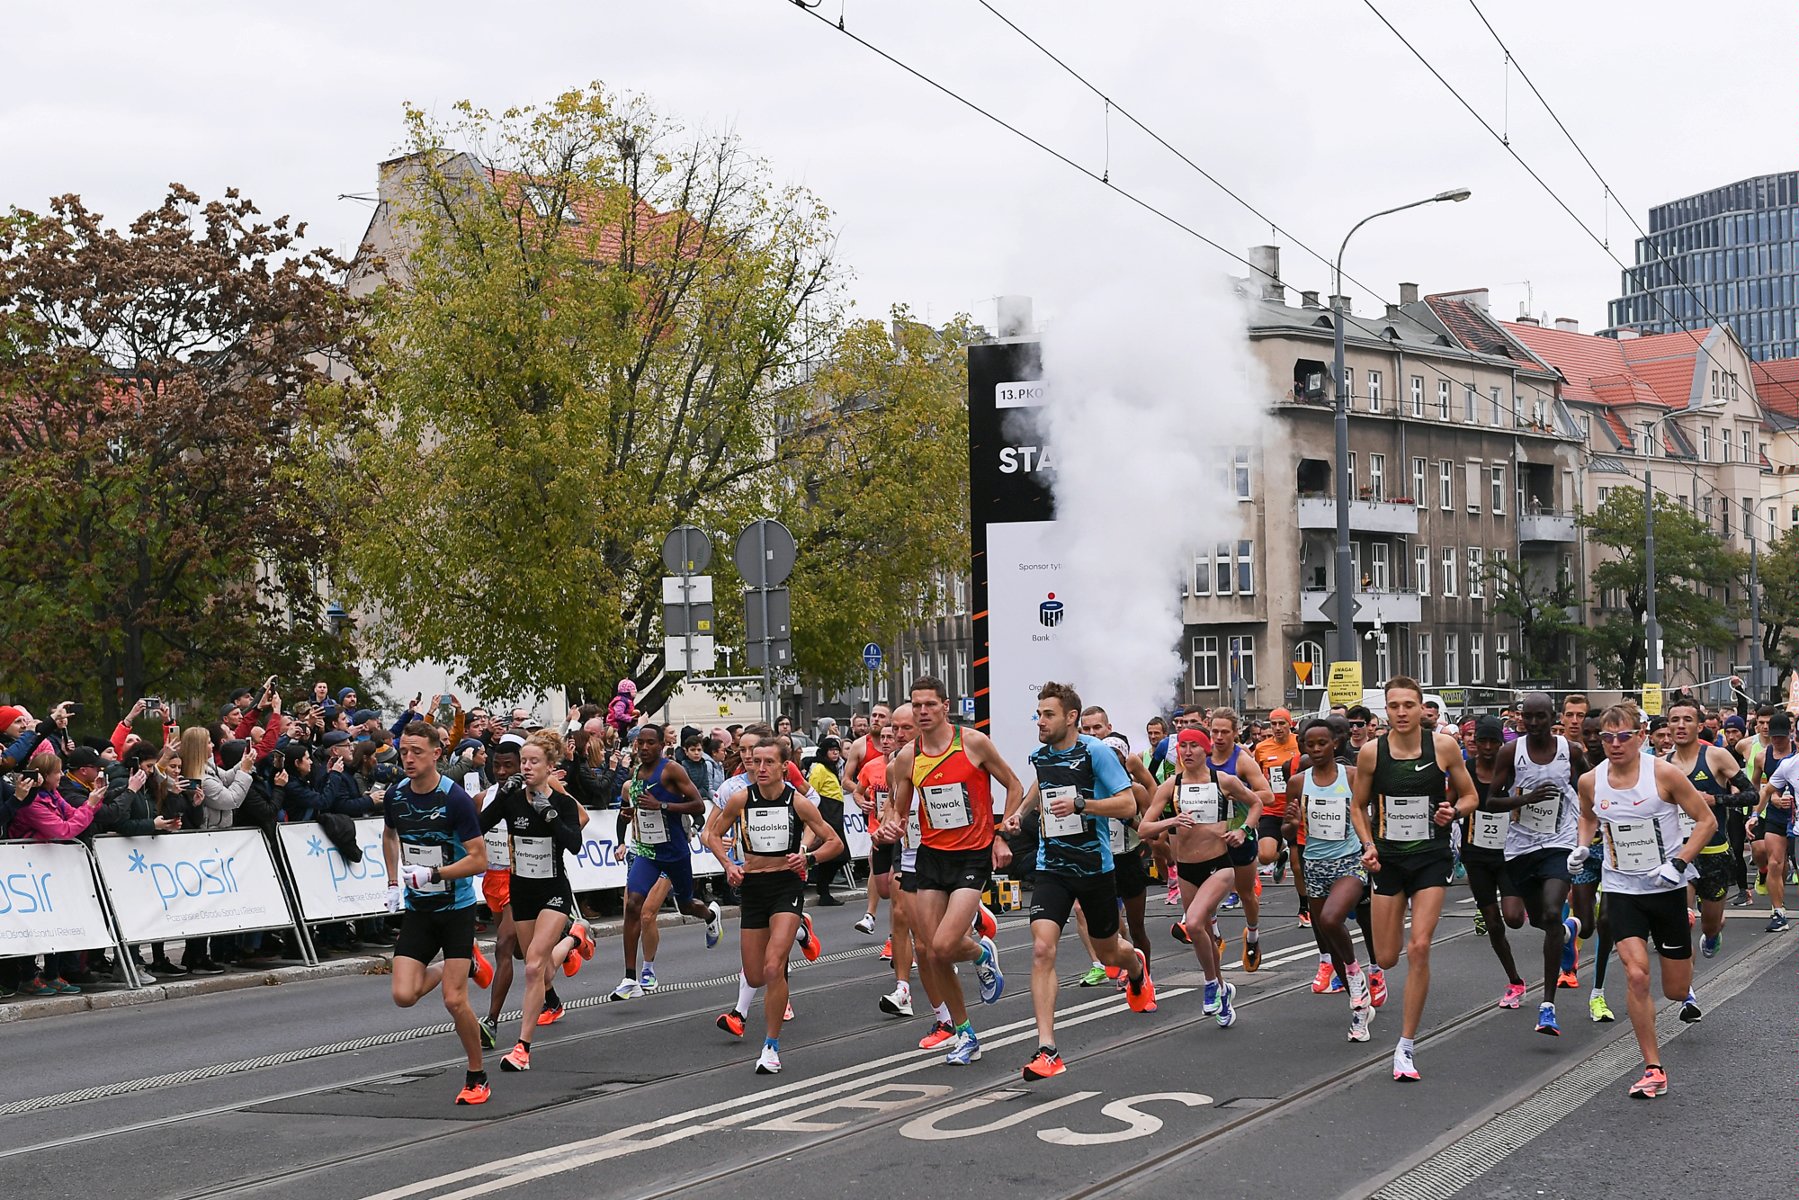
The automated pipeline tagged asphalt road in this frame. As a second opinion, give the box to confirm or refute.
[3,884,1788,1200]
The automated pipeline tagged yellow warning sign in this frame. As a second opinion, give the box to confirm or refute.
[1326,661,1364,707]
[1640,682,1663,717]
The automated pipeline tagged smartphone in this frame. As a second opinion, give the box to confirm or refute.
[64,702,80,714]
[264,675,278,692]
[270,751,286,772]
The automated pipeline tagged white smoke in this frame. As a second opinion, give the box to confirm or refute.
[1034,254,1270,739]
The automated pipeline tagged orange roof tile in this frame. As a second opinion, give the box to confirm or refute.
[1500,321,1631,406]
[1751,358,1799,421]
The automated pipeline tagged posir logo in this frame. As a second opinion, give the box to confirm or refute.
[129,847,241,911]
[1039,592,1065,628]
[1,860,55,914]
[304,833,388,891]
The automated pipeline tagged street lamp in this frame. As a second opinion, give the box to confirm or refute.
[1641,399,1727,686]
[1331,188,1472,666]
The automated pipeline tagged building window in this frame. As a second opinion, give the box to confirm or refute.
[1468,547,1485,598]
[1580,414,1591,441]
[1598,485,1610,507]
[1439,460,1454,510]
[1496,633,1511,684]
[1215,542,1233,594]
[1464,385,1478,423]
[1743,429,1753,461]
[1417,632,1433,682]
[1295,640,1325,689]
[1701,426,1712,460]
[1724,431,1733,463]
[1368,370,1383,413]
[956,648,968,698]
[1189,552,1209,596]
[1233,447,1251,500]
[1438,379,1451,420]
[1470,633,1485,682]
[1490,387,1503,426]
[1369,453,1385,502]
[1442,547,1458,596]
[1465,461,1482,513]
[1490,465,1506,514]
[1415,544,1430,596]
[1411,375,1425,417]
[1191,636,1219,690]
[1413,457,1427,508]
[1228,635,1257,688]
[1237,540,1254,594]
[1702,495,1713,529]
[1444,633,1461,685]
[1371,542,1390,591]
[1197,541,1256,596]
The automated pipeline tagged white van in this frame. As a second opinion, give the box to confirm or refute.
[1316,688,1448,722]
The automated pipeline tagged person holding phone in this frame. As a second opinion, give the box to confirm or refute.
[9,751,103,994]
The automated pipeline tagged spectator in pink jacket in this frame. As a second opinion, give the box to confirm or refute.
[8,751,101,997]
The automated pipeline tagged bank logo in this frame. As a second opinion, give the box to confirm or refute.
[1039,592,1065,628]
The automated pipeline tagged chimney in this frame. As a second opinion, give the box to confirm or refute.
[1515,315,1540,326]
[995,295,1033,338]
[1615,327,1640,340]
[1398,282,1419,304]
[1329,294,1351,315]
[1247,245,1285,303]
[1385,303,1402,320]
[1553,317,1580,333]
[1459,288,1491,311]
[1301,290,1321,309]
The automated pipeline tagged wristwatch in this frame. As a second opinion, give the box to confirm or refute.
[1668,856,1688,872]
[430,866,442,884]
[1073,795,1087,814]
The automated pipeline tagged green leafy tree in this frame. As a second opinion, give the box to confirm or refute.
[0,187,350,723]
[1580,487,1747,692]
[324,86,970,711]
[1754,524,1799,685]
[1485,556,1582,686]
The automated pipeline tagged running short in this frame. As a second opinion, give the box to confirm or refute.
[1112,847,1151,900]
[1755,807,1792,838]
[510,878,571,924]
[1227,837,1258,868]
[1694,852,1729,904]
[1256,815,1285,846]
[481,870,511,914]
[1503,847,1573,895]
[738,870,806,930]
[1570,837,1603,886]
[626,853,695,907]
[899,869,919,894]
[1461,853,1507,909]
[1176,854,1234,889]
[1604,888,1692,959]
[913,844,992,895]
[1303,852,1368,900]
[871,840,897,876]
[1371,848,1456,897]
[395,905,478,966]
[1031,871,1120,939]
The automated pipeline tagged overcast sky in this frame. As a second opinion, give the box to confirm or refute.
[6,1,1795,334]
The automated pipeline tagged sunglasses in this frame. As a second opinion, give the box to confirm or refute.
[1348,721,1367,729]
[1599,731,1638,745]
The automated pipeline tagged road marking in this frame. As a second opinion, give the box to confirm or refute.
[899,1089,1099,1139]
[1036,1092,1214,1145]
[748,1084,953,1132]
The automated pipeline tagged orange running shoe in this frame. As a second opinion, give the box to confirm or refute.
[471,941,494,990]
[500,1041,531,1072]
[1556,969,1579,990]
[799,913,822,962]
[716,1009,745,1038]
[1022,1048,1066,1080]
[1124,950,1157,1013]
[974,904,999,941]
[564,922,594,978]
[455,1078,491,1105]
[919,1021,955,1050]
[1628,1066,1668,1098]
[880,936,893,963]
[1311,959,1335,994]
[1170,922,1192,945]
[536,1001,565,1026]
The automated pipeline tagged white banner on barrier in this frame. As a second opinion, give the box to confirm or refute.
[276,819,390,922]
[0,840,116,958]
[563,815,723,892]
[93,829,295,942]
[843,805,873,860]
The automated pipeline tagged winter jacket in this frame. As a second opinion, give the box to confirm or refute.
[197,763,252,829]
[94,764,159,837]
[279,772,328,824]
[320,768,379,817]
[10,786,99,841]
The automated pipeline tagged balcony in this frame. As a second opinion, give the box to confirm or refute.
[1301,587,1422,625]
[1518,508,1578,543]
[1295,494,1419,535]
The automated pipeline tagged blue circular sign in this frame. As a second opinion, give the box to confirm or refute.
[862,642,884,669]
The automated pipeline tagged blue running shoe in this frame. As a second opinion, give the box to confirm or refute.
[1215,981,1238,1028]
[1535,1002,1561,1036]
[1327,972,1346,993]
[1222,891,1241,910]
[944,1026,982,1065]
[1202,979,1221,1014]
[1700,931,1720,958]
[640,964,658,991]
[1560,918,1579,974]
[975,936,1004,1004]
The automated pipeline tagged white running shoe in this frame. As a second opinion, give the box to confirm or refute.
[1348,1005,1373,1043]
[609,977,644,1002]
[1392,1042,1420,1081]
[880,986,913,1016]
[854,913,877,935]
[1346,968,1371,1011]
[755,1043,782,1074]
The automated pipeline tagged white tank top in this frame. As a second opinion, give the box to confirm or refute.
[1592,757,1683,895]
[1505,736,1578,856]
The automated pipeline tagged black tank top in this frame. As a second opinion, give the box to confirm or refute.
[1372,734,1451,854]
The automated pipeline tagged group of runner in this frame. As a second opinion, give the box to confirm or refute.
[374,673,1777,1105]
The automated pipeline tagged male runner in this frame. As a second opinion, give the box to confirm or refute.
[1488,693,1591,1037]
[1004,683,1156,1080]
[1755,712,1797,931]
[1252,707,1300,891]
[1074,708,1156,981]
[703,740,843,1073]
[383,721,491,1105]
[1351,676,1478,1081]
[611,724,722,1000]
[854,722,899,939]
[1459,717,1526,1010]
[1572,705,1716,1097]
[1665,698,1754,958]
[1206,708,1273,968]
[873,703,958,1042]
[476,735,523,1049]
[884,676,1025,1065]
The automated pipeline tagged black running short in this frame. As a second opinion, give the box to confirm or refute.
[872,840,897,876]
[1461,851,1507,909]
[1176,854,1234,889]
[913,844,993,895]
[1694,852,1729,904]
[1503,847,1573,896]
[395,905,478,965]
[1112,846,1151,900]
[509,879,571,924]
[1227,836,1258,868]
[738,870,807,930]
[1031,871,1120,939]
[1371,848,1456,897]
[899,868,919,894]
[1257,815,1286,846]
[1604,888,1692,960]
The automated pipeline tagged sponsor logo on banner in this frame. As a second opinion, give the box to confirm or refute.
[562,814,726,892]
[0,840,116,956]
[93,829,295,942]
[842,805,874,860]
[276,819,389,921]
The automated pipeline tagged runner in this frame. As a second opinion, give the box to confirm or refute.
[1206,709,1273,970]
[482,730,593,1071]
[382,721,492,1105]
[1458,716,1526,1011]
[1251,707,1301,896]
[702,740,843,1073]
[1664,698,1754,958]
[883,675,1026,1065]
[1284,718,1375,1041]
[1572,705,1717,1097]
[853,721,898,938]
[475,735,523,1049]
[610,724,723,1000]
[1073,708,1156,982]
[1754,712,1797,932]
[1002,682,1156,1081]
[1351,676,1479,1081]
[1488,693,1591,1037]
[1141,727,1259,1029]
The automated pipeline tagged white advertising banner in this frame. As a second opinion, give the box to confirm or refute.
[562,812,724,893]
[93,829,295,942]
[843,803,874,860]
[984,518,1077,786]
[0,840,116,957]
[276,819,390,922]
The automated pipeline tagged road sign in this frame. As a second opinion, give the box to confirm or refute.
[1293,660,1314,685]
[734,519,796,588]
[745,588,792,642]
[959,697,976,719]
[862,642,884,670]
[745,639,792,669]
[661,576,715,605]
[661,525,713,576]
[1640,682,1663,717]
[1314,590,1363,624]
[664,635,716,673]
[1326,661,1363,706]
[664,602,715,637]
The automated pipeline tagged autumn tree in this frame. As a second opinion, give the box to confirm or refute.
[324,86,970,711]
[1581,487,1747,692]
[1485,555,1582,687]
[0,187,351,722]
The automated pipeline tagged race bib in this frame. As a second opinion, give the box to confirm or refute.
[1469,809,1510,851]
[922,782,972,830]
[744,805,792,855]
[401,843,446,893]
[905,809,921,849]
[1380,795,1431,842]
[637,808,670,846]
[1677,810,1697,840]
[482,826,511,870]
[1179,783,1222,824]
[1109,819,1127,853]
[513,835,555,880]
[1268,765,1287,791]
[1515,795,1562,836]
[1305,793,1349,842]
[1605,819,1663,872]
[1040,785,1085,838]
